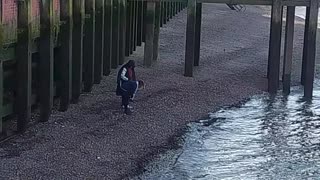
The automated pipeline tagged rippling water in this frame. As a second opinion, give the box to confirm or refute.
[134,82,320,180]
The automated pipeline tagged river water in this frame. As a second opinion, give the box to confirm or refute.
[133,81,320,180]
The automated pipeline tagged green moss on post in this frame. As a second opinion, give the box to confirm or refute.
[94,0,105,83]
[144,1,155,67]
[72,0,85,102]
[16,0,32,132]
[103,0,113,75]
[83,0,96,92]
[112,0,120,69]
[58,0,73,111]
[39,0,54,121]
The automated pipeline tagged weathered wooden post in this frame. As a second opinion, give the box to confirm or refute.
[301,7,310,85]
[142,2,147,43]
[194,3,202,66]
[282,6,295,95]
[137,1,143,46]
[160,1,163,27]
[304,0,319,99]
[267,0,282,94]
[131,0,135,53]
[119,0,126,64]
[153,1,161,61]
[144,1,155,67]
[104,0,113,75]
[58,0,73,111]
[164,1,168,24]
[71,0,85,102]
[125,0,132,56]
[112,0,120,68]
[83,0,95,92]
[184,0,196,77]
[134,0,138,50]
[0,60,2,134]
[39,0,54,121]
[94,0,105,83]
[16,0,32,132]
[170,2,173,19]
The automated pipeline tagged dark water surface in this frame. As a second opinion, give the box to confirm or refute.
[134,82,320,180]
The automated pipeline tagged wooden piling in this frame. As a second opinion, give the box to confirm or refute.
[104,0,113,75]
[194,3,202,66]
[71,0,85,102]
[16,0,32,132]
[134,0,138,50]
[282,6,295,95]
[162,2,167,25]
[153,1,161,61]
[58,0,73,111]
[137,1,143,46]
[304,0,319,99]
[142,2,147,43]
[0,61,3,133]
[144,1,155,67]
[119,0,126,64]
[94,0,105,84]
[83,0,95,92]
[39,0,54,121]
[301,7,310,85]
[112,0,120,68]
[184,0,197,77]
[131,1,135,53]
[125,0,132,56]
[267,0,282,94]
[160,1,163,27]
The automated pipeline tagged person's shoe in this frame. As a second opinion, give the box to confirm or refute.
[122,105,133,109]
[124,108,132,115]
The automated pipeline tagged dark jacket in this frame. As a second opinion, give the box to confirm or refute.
[116,64,136,96]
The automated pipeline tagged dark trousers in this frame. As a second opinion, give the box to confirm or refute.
[121,81,137,107]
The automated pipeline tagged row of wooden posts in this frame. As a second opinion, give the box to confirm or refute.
[184,0,319,99]
[0,0,187,134]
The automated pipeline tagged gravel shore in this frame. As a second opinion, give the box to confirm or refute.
[1,4,319,180]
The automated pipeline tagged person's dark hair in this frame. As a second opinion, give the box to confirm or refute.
[125,60,135,68]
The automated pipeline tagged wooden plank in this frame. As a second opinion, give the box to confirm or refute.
[267,0,282,94]
[144,1,155,67]
[304,0,319,99]
[119,0,126,64]
[301,7,310,85]
[94,0,105,83]
[71,0,85,102]
[282,6,295,95]
[153,2,161,61]
[137,1,143,46]
[194,3,202,66]
[16,0,32,132]
[83,0,95,92]
[39,0,54,121]
[112,0,120,68]
[184,0,196,77]
[58,0,73,111]
[125,0,132,56]
[104,0,113,75]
